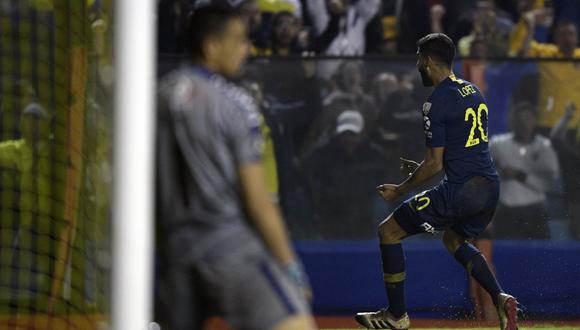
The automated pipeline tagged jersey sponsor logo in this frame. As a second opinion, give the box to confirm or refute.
[216,78,262,129]
[420,222,436,234]
[173,76,200,109]
[422,102,432,115]
[423,114,431,138]
[423,103,432,137]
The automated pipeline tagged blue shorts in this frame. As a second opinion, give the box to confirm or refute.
[393,176,499,238]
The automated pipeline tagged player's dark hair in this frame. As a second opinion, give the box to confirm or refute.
[417,33,456,68]
[187,5,241,60]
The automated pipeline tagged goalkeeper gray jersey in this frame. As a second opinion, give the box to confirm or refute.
[158,66,264,259]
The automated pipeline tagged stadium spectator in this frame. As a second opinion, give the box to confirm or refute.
[490,102,560,239]
[371,71,399,111]
[396,0,435,54]
[256,0,303,19]
[312,62,376,145]
[518,17,579,57]
[507,0,553,56]
[371,70,426,165]
[257,58,322,153]
[305,0,381,78]
[249,57,322,229]
[362,10,385,54]
[429,3,446,35]
[328,60,368,98]
[457,0,512,57]
[370,71,400,144]
[515,18,580,135]
[299,109,387,239]
[375,0,398,54]
[370,72,419,182]
[0,80,36,135]
[254,10,307,55]
[251,0,305,50]
[0,103,62,312]
[306,0,381,55]
[550,103,580,240]
[396,0,495,54]
[239,0,268,47]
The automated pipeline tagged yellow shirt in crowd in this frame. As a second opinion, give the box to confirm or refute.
[524,42,580,129]
[0,138,54,227]
[260,116,279,197]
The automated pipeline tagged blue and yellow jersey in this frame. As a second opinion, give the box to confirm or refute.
[423,74,498,184]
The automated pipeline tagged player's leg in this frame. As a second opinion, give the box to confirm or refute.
[448,177,518,329]
[442,229,503,302]
[377,215,409,319]
[355,214,411,329]
[356,185,448,329]
[442,228,518,330]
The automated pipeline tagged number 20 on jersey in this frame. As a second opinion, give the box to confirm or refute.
[464,103,489,148]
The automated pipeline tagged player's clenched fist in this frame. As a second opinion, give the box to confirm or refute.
[377,184,400,201]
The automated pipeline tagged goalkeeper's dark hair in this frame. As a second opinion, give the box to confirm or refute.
[417,33,456,68]
[186,5,241,60]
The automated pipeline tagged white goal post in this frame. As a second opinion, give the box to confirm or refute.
[112,0,156,329]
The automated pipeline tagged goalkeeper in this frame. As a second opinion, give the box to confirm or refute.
[156,5,316,330]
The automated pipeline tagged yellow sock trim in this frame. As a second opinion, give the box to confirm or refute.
[383,272,406,283]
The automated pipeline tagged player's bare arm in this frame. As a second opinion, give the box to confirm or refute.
[240,162,314,302]
[378,147,444,201]
[239,163,296,265]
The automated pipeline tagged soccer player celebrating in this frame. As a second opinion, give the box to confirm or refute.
[355,33,518,330]
[156,6,316,330]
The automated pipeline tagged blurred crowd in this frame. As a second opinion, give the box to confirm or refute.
[228,57,430,240]
[229,54,580,241]
[0,0,113,313]
[158,0,580,58]
[156,0,580,241]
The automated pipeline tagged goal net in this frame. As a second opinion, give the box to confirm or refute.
[0,1,112,328]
